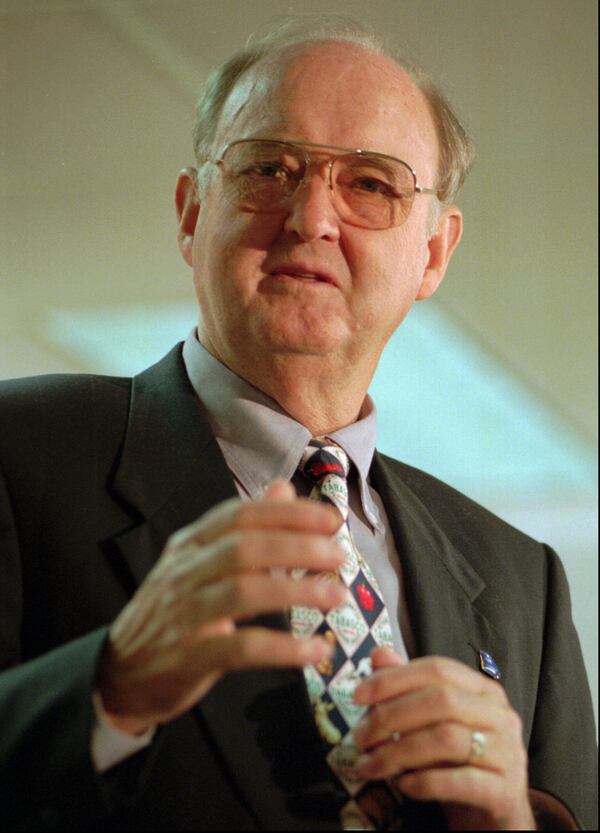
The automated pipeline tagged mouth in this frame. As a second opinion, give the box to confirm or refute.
[268,263,337,286]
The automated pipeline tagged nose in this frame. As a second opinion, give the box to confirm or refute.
[282,167,341,242]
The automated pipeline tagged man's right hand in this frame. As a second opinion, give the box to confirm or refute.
[95,480,347,735]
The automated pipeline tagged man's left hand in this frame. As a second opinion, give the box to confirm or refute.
[353,647,536,830]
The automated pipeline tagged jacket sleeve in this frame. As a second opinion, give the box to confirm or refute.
[0,467,114,829]
[527,545,598,830]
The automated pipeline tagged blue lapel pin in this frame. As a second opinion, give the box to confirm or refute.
[479,650,501,680]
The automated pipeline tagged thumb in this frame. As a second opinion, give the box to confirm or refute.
[263,478,296,502]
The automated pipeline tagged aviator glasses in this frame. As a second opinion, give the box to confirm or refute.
[201,139,438,230]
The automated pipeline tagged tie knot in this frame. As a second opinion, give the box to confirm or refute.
[300,443,350,485]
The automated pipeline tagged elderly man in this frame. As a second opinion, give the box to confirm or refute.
[0,23,596,832]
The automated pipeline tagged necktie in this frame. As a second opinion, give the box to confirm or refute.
[291,442,404,830]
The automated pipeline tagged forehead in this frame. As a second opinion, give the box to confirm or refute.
[213,41,438,173]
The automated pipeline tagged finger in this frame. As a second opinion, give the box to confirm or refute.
[355,721,508,779]
[355,655,506,707]
[115,570,349,660]
[199,572,349,624]
[396,766,516,824]
[106,627,337,729]
[354,685,510,749]
[263,479,296,501]
[160,529,347,587]
[198,626,335,672]
[170,493,342,548]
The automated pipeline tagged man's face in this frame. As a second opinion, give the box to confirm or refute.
[178,41,461,379]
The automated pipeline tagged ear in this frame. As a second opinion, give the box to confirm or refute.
[416,204,463,300]
[175,167,200,267]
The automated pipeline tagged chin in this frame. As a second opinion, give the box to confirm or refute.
[256,302,350,349]
[255,316,349,355]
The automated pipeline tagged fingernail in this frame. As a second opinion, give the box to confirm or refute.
[302,638,329,662]
[353,682,368,703]
[397,772,415,790]
[332,544,346,562]
[352,725,366,748]
[355,754,372,775]
[325,583,348,604]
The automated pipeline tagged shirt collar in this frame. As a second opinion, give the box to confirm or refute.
[182,329,381,530]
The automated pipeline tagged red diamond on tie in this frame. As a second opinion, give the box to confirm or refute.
[356,583,375,612]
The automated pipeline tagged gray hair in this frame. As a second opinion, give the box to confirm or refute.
[192,17,475,206]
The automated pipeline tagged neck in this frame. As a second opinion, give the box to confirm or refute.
[205,341,375,435]
[262,354,371,436]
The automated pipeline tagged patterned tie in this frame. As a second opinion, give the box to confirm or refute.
[291,441,404,830]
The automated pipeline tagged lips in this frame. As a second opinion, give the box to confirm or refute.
[268,262,336,286]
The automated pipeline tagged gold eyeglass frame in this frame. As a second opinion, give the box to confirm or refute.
[199,138,439,229]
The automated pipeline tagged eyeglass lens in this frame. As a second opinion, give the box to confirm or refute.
[220,140,416,229]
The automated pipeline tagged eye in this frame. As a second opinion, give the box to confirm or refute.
[336,158,407,200]
[247,162,288,179]
[352,176,396,196]
[240,161,301,187]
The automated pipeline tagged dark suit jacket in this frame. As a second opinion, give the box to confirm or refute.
[0,345,596,830]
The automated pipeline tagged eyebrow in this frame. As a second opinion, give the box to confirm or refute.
[243,122,299,141]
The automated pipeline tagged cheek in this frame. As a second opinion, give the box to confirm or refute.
[344,230,429,337]
[348,229,426,296]
[382,226,430,293]
[192,210,286,314]
[195,207,282,274]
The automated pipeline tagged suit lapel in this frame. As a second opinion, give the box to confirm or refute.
[370,453,507,678]
[108,344,238,586]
